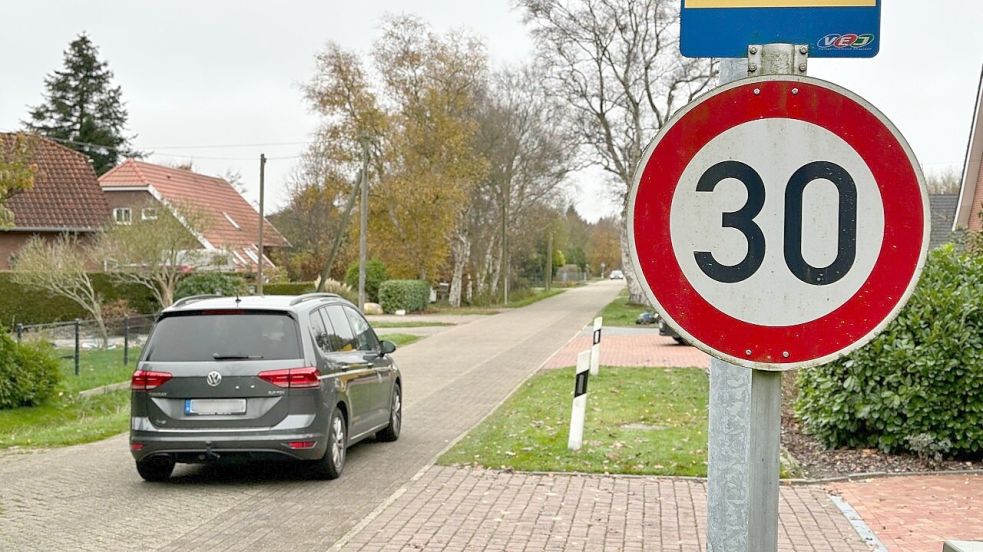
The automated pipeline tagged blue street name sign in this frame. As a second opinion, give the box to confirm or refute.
[680,0,881,58]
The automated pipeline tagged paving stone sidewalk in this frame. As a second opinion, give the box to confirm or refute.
[337,466,871,552]
[830,474,983,552]
[544,333,708,369]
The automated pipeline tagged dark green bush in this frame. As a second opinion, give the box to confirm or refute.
[175,272,246,300]
[796,243,983,456]
[263,281,316,295]
[344,260,389,303]
[379,280,430,313]
[0,272,158,326]
[0,331,61,409]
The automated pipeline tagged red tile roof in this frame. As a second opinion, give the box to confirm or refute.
[1,133,109,230]
[99,160,289,249]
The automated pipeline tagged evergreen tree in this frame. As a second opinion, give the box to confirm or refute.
[24,33,139,174]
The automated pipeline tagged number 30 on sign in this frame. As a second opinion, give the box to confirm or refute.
[627,76,928,370]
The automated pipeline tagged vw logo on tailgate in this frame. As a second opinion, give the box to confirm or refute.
[206,371,222,387]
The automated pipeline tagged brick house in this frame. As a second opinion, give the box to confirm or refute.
[955,66,983,233]
[0,133,109,269]
[98,160,288,271]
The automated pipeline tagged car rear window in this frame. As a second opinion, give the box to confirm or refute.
[144,311,302,362]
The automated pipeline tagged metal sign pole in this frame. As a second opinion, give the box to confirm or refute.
[706,44,802,552]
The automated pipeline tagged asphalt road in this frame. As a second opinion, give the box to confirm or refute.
[0,281,623,551]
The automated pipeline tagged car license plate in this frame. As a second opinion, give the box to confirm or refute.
[185,398,247,416]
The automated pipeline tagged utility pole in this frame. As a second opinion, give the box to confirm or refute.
[257,153,266,295]
[545,231,553,291]
[357,136,370,313]
[502,193,509,305]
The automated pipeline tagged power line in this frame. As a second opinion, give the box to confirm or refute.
[2,132,306,161]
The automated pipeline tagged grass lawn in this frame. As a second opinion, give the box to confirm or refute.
[371,321,456,328]
[381,333,423,348]
[0,390,129,449]
[504,288,565,308]
[56,347,138,395]
[439,366,709,477]
[598,290,650,327]
[428,287,566,315]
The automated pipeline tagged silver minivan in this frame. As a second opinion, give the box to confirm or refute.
[129,293,401,481]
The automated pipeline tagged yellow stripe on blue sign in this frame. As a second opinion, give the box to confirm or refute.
[685,0,875,7]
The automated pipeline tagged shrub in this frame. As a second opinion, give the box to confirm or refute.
[0,272,158,326]
[175,272,246,300]
[263,281,316,295]
[320,279,358,304]
[0,331,61,409]
[379,280,430,313]
[344,260,389,303]
[795,243,983,456]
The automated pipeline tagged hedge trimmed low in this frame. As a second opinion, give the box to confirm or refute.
[0,331,61,409]
[263,281,316,295]
[175,273,246,300]
[795,243,983,457]
[0,272,158,326]
[379,280,430,313]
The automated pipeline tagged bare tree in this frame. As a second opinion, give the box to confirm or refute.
[100,203,207,307]
[12,234,109,348]
[927,167,961,195]
[461,65,577,305]
[519,0,717,302]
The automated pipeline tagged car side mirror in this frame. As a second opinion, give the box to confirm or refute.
[379,340,397,357]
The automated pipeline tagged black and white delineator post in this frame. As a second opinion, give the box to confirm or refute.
[590,317,602,376]
[567,350,591,451]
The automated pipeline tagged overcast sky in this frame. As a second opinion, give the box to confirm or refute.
[1,1,981,222]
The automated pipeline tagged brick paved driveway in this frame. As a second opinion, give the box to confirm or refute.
[830,474,983,552]
[0,281,624,551]
[338,466,871,552]
[545,332,708,369]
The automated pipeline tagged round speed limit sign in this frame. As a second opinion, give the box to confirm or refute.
[628,76,929,370]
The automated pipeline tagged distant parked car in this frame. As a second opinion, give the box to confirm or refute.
[659,320,687,345]
[635,311,659,325]
[609,269,625,280]
[129,292,401,481]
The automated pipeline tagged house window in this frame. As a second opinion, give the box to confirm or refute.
[113,208,132,225]
[223,212,241,230]
[141,208,158,221]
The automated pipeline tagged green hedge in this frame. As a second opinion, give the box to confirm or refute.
[175,273,246,300]
[0,272,158,326]
[263,281,316,295]
[0,331,61,409]
[379,280,430,313]
[345,260,389,303]
[796,243,983,457]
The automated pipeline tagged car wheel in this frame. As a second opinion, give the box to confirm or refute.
[311,408,346,480]
[376,383,402,442]
[136,456,175,482]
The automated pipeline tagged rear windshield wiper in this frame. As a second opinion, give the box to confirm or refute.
[212,353,264,360]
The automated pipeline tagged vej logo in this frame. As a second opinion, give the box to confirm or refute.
[818,33,875,49]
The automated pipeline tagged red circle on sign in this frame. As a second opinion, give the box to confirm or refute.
[628,76,928,370]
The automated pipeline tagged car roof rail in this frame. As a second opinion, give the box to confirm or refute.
[171,294,223,308]
[289,292,339,306]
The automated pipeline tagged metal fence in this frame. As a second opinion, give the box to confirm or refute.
[13,314,156,376]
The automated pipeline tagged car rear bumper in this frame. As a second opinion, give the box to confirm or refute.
[130,415,327,462]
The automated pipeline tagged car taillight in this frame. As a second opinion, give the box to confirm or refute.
[258,367,320,389]
[287,440,316,449]
[131,370,173,390]
[130,442,144,452]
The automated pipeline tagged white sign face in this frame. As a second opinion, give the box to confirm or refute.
[669,118,885,326]
[627,76,929,370]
